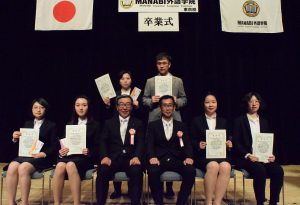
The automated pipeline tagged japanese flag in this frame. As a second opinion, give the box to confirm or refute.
[35,0,94,31]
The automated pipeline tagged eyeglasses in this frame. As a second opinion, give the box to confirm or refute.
[118,103,132,108]
[161,103,174,108]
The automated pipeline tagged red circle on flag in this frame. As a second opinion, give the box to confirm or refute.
[53,1,76,23]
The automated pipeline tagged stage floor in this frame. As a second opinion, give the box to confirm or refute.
[0,164,299,205]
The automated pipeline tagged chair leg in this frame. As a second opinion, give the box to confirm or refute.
[91,175,94,205]
[234,174,236,205]
[1,175,3,205]
[282,178,284,205]
[48,175,52,205]
[42,174,45,205]
[243,175,245,205]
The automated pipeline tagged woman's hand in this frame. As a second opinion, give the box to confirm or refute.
[133,100,139,109]
[199,141,206,149]
[248,154,259,162]
[59,147,69,157]
[268,155,276,162]
[32,152,46,158]
[12,131,21,141]
[82,148,89,156]
[226,140,233,149]
[103,97,111,107]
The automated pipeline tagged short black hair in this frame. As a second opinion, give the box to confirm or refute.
[155,52,172,63]
[31,97,49,110]
[116,94,133,105]
[241,92,266,112]
[159,95,175,106]
[119,70,133,81]
[203,91,218,103]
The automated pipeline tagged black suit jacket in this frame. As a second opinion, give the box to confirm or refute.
[190,115,229,162]
[233,114,271,160]
[15,119,58,162]
[63,120,101,163]
[99,116,144,161]
[146,119,193,161]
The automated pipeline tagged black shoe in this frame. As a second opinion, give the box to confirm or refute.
[110,191,122,199]
[164,189,175,199]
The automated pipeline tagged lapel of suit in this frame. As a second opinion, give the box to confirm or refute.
[201,115,209,130]
[158,120,169,142]
[124,117,134,145]
[243,115,253,145]
[169,120,179,143]
[171,75,175,96]
[114,116,123,145]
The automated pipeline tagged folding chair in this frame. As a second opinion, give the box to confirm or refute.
[147,171,193,205]
[193,168,236,205]
[239,169,284,205]
[48,167,96,205]
[1,166,52,205]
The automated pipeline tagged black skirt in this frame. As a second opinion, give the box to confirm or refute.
[195,157,231,172]
[12,157,53,172]
[57,155,94,179]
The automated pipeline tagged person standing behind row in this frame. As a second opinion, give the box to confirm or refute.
[6,98,58,205]
[53,95,100,205]
[143,52,187,197]
[190,93,232,205]
[143,52,187,123]
[233,92,284,205]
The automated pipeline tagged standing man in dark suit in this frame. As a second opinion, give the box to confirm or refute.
[146,95,195,205]
[96,95,144,205]
[233,92,284,205]
[143,52,187,122]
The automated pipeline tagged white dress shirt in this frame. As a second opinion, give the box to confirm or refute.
[121,88,131,95]
[205,113,217,130]
[246,114,260,158]
[34,119,44,129]
[119,116,130,144]
[162,118,173,141]
[78,118,87,125]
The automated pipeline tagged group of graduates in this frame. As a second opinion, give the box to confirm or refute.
[6,52,284,205]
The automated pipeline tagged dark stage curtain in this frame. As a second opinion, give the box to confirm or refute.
[0,0,299,164]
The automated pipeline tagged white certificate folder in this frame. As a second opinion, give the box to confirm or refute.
[206,130,226,159]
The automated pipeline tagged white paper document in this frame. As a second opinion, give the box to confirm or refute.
[18,128,40,157]
[206,130,226,159]
[130,87,142,101]
[253,133,274,163]
[65,125,86,155]
[155,76,172,96]
[95,74,116,101]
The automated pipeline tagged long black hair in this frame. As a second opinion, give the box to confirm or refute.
[70,95,94,124]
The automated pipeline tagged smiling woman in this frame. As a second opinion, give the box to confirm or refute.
[5,97,58,205]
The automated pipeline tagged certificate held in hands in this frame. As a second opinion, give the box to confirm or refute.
[18,128,40,157]
[66,125,86,155]
[95,74,116,101]
[253,133,274,163]
[155,76,172,96]
[206,130,226,159]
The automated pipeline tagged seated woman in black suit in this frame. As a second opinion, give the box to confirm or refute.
[233,92,284,205]
[52,95,100,205]
[190,92,232,205]
[6,98,58,205]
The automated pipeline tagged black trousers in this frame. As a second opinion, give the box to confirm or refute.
[148,158,195,205]
[236,159,284,205]
[96,157,143,205]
